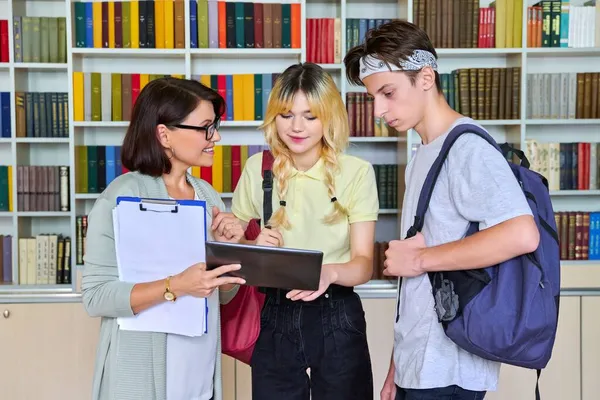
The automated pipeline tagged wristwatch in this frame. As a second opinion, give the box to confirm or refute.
[164,276,177,302]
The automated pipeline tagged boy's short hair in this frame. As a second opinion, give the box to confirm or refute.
[344,20,442,93]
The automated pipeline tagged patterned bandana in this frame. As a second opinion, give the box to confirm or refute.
[358,50,439,81]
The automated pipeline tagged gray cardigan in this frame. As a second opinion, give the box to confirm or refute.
[81,171,238,400]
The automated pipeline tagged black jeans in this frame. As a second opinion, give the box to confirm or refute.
[251,285,373,400]
[395,385,486,400]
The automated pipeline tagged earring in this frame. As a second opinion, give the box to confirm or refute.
[167,147,175,160]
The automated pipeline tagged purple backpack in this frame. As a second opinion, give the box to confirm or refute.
[402,123,560,399]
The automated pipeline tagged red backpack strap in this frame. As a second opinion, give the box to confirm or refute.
[260,150,275,227]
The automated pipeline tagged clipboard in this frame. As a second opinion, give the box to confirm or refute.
[205,241,323,291]
[113,196,209,337]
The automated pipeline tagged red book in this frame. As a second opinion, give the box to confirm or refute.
[0,20,8,63]
[131,74,140,108]
[201,166,212,184]
[217,75,227,119]
[254,3,263,48]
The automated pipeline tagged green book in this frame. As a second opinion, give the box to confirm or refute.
[281,4,291,48]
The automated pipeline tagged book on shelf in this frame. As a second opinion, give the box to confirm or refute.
[0,92,11,138]
[525,140,599,191]
[345,18,395,53]
[15,92,69,139]
[556,211,600,261]
[73,0,186,49]
[0,235,12,284]
[13,16,67,63]
[0,166,13,212]
[16,166,70,212]
[371,241,396,281]
[527,72,600,119]
[306,18,341,64]
[189,1,301,49]
[346,93,402,137]
[374,164,402,210]
[440,67,521,120]
[72,72,280,122]
[76,215,88,265]
[527,1,600,48]
[0,20,8,63]
[17,234,72,285]
[412,0,522,49]
[75,145,125,194]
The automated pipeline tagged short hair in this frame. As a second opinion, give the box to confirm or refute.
[344,20,442,93]
[121,77,226,177]
[259,62,349,229]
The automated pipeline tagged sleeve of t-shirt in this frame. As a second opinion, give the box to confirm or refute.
[446,134,533,230]
[347,162,379,224]
[231,157,260,223]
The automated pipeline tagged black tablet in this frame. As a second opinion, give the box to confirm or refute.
[205,241,323,291]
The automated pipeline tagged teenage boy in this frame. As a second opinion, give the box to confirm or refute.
[344,21,540,400]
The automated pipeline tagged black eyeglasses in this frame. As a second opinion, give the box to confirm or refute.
[170,118,221,141]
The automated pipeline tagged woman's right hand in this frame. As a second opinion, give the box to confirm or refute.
[255,228,284,247]
[171,262,246,298]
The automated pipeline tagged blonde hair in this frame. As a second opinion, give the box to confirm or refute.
[259,63,350,230]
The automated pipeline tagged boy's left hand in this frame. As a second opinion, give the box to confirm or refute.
[383,232,427,277]
[211,207,245,243]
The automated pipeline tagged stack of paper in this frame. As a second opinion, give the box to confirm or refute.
[113,197,209,337]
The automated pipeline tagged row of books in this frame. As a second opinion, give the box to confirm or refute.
[526,72,600,120]
[75,146,124,194]
[306,18,341,65]
[441,67,521,121]
[72,72,281,122]
[0,92,10,138]
[556,211,600,261]
[0,235,12,283]
[527,2,599,48]
[190,1,301,49]
[73,0,185,49]
[75,215,88,265]
[525,140,599,192]
[14,234,72,285]
[412,0,522,49]
[346,93,398,138]
[344,18,395,54]
[0,21,8,63]
[15,166,70,212]
[15,92,70,139]
[0,166,12,212]
[13,17,68,64]
[374,164,400,210]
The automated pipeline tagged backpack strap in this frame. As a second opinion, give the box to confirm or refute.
[261,150,275,227]
[405,123,499,238]
[396,123,499,324]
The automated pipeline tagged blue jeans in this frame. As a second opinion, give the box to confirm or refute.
[395,385,486,400]
[251,286,373,400]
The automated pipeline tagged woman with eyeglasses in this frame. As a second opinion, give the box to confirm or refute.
[81,77,246,400]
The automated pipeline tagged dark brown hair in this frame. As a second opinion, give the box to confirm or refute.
[344,20,442,92]
[121,77,225,177]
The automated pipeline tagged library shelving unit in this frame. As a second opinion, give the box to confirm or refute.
[0,0,597,303]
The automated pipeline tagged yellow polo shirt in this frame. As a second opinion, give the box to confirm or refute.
[231,152,379,264]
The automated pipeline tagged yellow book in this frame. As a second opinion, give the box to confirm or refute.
[130,1,140,48]
[155,0,165,48]
[7,165,12,212]
[93,2,102,48]
[242,74,254,121]
[240,145,248,170]
[171,74,184,79]
[191,166,201,178]
[212,145,223,192]
[108,1,115,48]
[164,0,175,49]
[232,74,244,121]
[73,72,85,121]
[505,0,514,47]
[495,0,506,48]
[199,75,211,88]
[512,0,523,48]
[140,74,150,90]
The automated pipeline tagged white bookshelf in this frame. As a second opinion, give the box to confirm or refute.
[0,0,598,297]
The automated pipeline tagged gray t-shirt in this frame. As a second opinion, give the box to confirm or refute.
[393,117,533,391]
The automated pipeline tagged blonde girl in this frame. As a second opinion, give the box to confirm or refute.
[231,62,379,400]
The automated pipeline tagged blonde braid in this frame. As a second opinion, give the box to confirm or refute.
[321,144,348,224]
[267,152,293,230]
